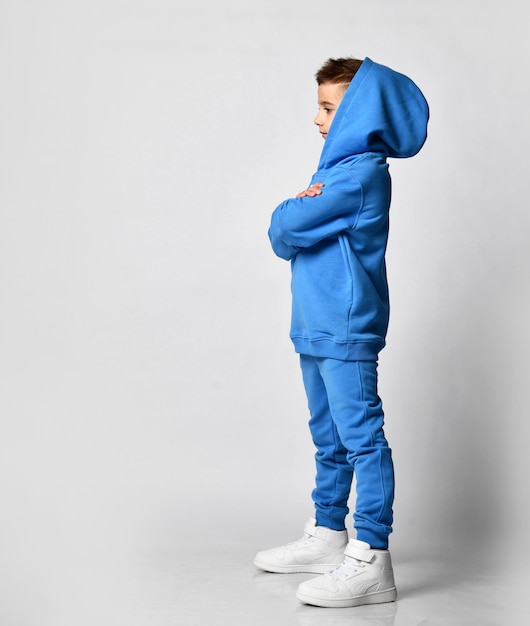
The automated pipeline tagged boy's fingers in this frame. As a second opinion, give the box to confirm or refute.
[309,183,324,193]
[296,183,324,198]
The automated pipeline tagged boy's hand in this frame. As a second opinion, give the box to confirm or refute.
[296,182,324,198]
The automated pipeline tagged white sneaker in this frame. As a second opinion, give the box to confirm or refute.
[253,518,348,574]
[296,538,397,608]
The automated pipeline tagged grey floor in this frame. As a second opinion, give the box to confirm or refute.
[1,484,527,626]
[148,545,525,626]
[8,535,525,626]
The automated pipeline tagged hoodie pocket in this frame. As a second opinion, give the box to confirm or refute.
[290,239,354,343]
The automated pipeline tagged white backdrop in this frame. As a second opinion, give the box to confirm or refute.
[1,0,528,621]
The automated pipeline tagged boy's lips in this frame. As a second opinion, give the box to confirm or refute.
[320,132,327,139]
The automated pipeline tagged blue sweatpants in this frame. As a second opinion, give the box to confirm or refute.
[299,355,395,549]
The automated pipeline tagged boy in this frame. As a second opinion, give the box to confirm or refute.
[254,57,429,608]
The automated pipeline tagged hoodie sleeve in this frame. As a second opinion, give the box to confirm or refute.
[268,166,363,259]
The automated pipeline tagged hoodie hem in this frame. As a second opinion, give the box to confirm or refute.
[291,336,383,361]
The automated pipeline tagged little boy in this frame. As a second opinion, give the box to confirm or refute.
[254,57,429,608]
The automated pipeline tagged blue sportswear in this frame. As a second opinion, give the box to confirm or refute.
[268,58,429,360]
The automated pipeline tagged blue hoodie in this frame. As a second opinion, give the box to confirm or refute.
[268,58,429,361]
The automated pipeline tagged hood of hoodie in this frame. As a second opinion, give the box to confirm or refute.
[317,57,429,170]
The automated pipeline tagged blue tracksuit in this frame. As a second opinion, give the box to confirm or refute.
[268,58,429,548]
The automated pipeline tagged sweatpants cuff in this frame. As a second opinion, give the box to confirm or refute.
[315,513,347,532]
[356,527,390,550]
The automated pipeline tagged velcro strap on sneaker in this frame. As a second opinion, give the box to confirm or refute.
[345,544,375,563]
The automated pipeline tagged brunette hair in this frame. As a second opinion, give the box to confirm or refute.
[315,57,363,85]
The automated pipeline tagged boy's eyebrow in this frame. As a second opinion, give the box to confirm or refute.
[318,100,336,107]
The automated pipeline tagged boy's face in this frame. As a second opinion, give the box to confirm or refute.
[314,82,347,140]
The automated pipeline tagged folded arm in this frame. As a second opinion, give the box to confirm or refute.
[268,167,363,260]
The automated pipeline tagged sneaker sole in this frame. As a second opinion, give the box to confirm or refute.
[253,558,342,575]
[296,587,397,608]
